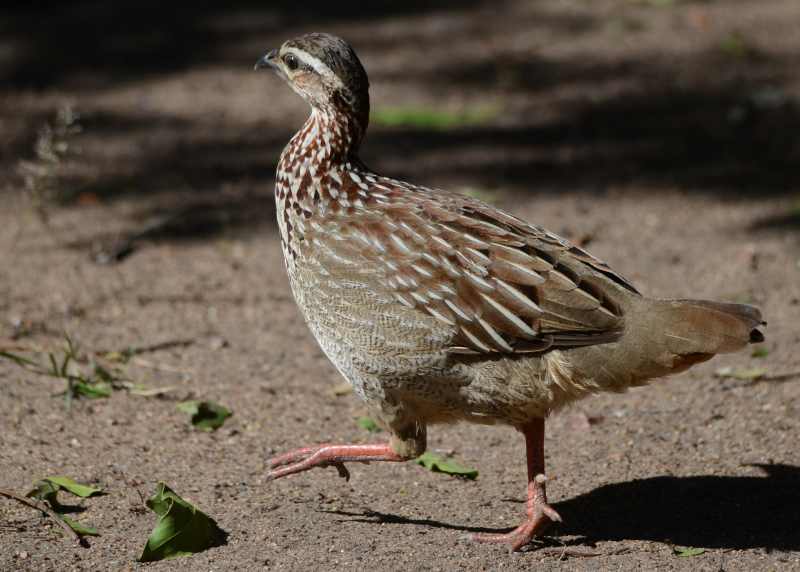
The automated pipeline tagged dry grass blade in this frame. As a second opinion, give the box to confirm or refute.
[714,366,800,385]
[538,546,632,559]
[16,103,82,228]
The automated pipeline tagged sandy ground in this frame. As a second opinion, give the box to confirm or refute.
[1,1,799,570]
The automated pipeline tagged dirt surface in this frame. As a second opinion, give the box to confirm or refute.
[2,1,800,570]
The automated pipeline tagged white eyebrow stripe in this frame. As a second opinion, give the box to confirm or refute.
[283,48,345,90]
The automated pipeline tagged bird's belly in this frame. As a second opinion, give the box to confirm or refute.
[282,252,605,426]
[285,259,457,401]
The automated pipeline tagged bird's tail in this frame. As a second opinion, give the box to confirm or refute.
[658,299,764,355]
[567,297,766,391]
[623,298,766,379]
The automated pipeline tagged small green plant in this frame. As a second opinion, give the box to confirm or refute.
[0,335,123,406]
[371,106,497,130]
[16,104,82,224]
[720,31,755,59]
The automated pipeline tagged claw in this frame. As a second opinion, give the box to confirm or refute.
[269,445,324,469]
[329,461,350,481]
[470,501,560,551]
[541,503,562,523]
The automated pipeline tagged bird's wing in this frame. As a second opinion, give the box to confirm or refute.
[308,173,639,355]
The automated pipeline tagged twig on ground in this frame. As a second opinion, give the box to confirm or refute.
[96,338,196,374]
[538,546,632,559]
[91,212,182,264]
[0,488,83,546]
[121,339,196,355]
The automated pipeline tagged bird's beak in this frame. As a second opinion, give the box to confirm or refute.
[254,49,280,72]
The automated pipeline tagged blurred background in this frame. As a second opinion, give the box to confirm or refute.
[1,0,798,243]
[1,2,799,569]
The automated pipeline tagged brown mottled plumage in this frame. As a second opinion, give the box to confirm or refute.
[255,33,765,551]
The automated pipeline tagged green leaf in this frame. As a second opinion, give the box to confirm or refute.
[43,476,103,498]
[674,546,706,557]
[28,476,103,507]
[27,480,62,507]
[416,452,478,479]
[751,346,769,359]
[138,482,224,562]
[356,417,382,433]
[61,516,100,537]
[71,379,113,399]
[27,476,103,511]
[177,401,232,431]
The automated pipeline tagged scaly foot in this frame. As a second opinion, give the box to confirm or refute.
[470,416,562,552]
[267,443,404,481]
[470,474,562,551]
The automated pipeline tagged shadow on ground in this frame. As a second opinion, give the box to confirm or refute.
[2,1,799,247]
[557,463,800,551]
[326,463,800,551]
[23,71,800,252]
[0,1,487,89]
[365,80,800,198]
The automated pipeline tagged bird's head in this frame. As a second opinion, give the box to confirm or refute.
[256,33,370,127]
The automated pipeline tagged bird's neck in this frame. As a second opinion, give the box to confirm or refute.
[275,104,370,261]
[281,103,367,173]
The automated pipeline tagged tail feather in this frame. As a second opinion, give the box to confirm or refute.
[565,297,766,393]
[662,299,765,355]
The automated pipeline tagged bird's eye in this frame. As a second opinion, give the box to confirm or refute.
[283,54,299,71]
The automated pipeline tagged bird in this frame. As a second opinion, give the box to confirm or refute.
[254,33,765,551]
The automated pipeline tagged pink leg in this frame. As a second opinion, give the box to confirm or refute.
[471,418,562,551]
[267,443,405,481]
